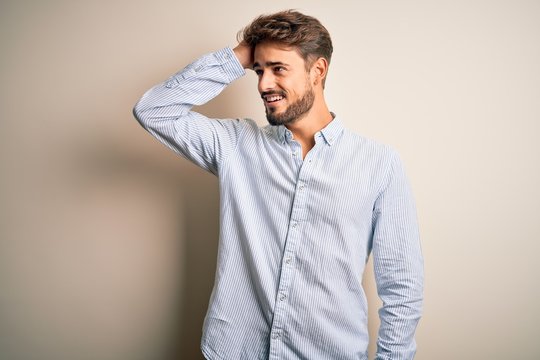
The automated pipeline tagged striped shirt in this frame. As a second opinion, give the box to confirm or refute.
[133,47,423,360]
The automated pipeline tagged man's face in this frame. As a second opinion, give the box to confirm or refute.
[253,42,315,126]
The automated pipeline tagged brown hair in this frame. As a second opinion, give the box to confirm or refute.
[239,10,333,69]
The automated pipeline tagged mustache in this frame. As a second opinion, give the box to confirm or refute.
[260,90,287,98]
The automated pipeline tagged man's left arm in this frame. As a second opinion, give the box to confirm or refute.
[372,149,424,360]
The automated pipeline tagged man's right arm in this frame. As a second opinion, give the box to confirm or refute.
[133,46,248,174]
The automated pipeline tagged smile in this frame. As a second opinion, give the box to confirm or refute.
[262,93,286,105]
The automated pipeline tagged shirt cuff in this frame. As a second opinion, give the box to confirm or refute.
[213,47,246,83]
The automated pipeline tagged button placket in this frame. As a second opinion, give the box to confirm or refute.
[269,143,321,359]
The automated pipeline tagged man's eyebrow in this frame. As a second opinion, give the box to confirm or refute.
[253,61,290,69]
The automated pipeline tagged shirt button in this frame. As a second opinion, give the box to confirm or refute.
[292,222,298,228]
[279,293,287,301]
[285,257,292,264]
[272,332,281,339]
[292,151,297,157]
[299,184,305,191]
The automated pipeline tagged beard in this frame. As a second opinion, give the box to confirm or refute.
[265,84,315,126]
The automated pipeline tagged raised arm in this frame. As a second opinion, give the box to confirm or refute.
[133,47,247,174]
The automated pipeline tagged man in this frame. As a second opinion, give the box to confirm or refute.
[134,10,423,360]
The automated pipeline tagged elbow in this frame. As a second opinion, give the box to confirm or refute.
[132,98,151,130]
[132,103,142,123]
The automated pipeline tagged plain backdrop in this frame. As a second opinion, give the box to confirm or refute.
[1,0,539,359]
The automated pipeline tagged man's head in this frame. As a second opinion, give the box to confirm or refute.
[239,10,333,72]
[239,10,333,126]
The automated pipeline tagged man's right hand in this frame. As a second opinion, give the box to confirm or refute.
[233,41,253,70]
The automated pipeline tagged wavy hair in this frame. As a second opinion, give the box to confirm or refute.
[239,10,333,69]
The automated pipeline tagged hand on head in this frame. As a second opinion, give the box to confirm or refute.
[233,41,253,70]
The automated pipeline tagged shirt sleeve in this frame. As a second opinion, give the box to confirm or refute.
[372,149,424,360]
[133,47,247,175]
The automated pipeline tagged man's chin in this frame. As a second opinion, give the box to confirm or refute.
[266,112,296,126]
[265,106,280,117]
[265,103,284,114]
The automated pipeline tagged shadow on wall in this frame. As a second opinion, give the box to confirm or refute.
[174,165,220,360]
[77,129,220,360]
[1,117,220,360]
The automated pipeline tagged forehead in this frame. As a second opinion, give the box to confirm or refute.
[253,42,305,67]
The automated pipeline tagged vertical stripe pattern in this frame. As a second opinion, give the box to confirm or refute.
[133,47,424,360]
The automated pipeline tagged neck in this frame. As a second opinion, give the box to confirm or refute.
[285,99,333,158]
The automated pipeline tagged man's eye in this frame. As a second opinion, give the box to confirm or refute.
[274,66,285,72]
[254,69,263,76]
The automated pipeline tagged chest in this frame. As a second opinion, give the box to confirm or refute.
[231,137,384,222]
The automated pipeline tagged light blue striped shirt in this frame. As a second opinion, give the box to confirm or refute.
[133,47,423,360]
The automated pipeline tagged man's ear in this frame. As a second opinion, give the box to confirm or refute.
[311,57,328,86]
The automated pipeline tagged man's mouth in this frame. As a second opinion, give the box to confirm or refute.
[262,93,286,104]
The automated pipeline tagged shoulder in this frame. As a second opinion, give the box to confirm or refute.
[341,128,398,164]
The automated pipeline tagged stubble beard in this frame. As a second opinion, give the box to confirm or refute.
[265,84,315,127]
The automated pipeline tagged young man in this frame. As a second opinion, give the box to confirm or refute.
[134,10,423,360]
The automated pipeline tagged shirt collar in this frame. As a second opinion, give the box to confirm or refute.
[275,113,344,146]
[318,114,344,146]
[276,125,291,144]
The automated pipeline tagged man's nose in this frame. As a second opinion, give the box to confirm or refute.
[258,72,276,93]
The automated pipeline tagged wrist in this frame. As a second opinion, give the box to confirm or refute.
[233,43,252,69]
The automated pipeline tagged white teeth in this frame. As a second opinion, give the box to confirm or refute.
[265,95,284,102]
